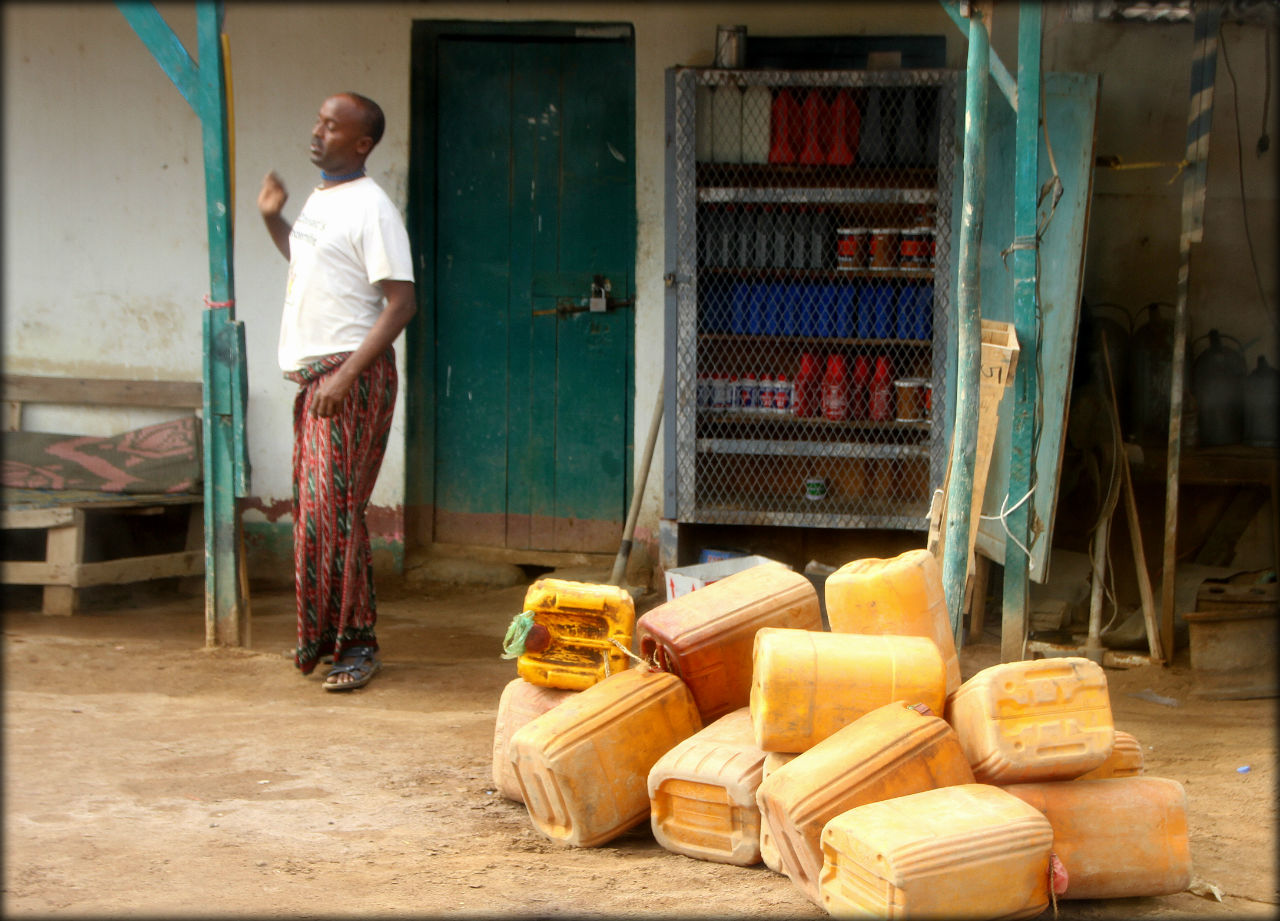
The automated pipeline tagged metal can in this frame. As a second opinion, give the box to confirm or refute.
[899,227,935,269]
[836,228,867,271]
[868,228,899,270]
[804,476,828,501]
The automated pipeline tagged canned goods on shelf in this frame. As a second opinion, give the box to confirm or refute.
[894,378,932,422]
[868,228,899,270]
[899,227,935,269]
[835,228,867,272]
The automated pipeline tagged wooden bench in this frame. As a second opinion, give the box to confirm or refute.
[2,375,204,615]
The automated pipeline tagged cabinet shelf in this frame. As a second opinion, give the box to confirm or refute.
[695,437,929,459]
[696,163,938,191]
[698,266,939,281]
[699,332,932,349]
[698,186,937,206]
[688,502,932,531]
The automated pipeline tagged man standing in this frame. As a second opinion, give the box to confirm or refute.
[258,92,415,690]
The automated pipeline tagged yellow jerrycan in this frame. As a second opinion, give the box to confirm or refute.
[1076,728,1143,780]
[637,562,821,722]
[946,656,1115,784]
[647,707,767,866]
[758,751,798,874]
[514,578,635,691]
[756,700,974,905]
[491,678,577,803]
[824,548,961,695]
[750,628,947,752]
[819,783,1054,920]
[508,666,701,847]
[1002,776,1191,900]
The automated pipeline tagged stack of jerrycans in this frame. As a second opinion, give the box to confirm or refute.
[949,656,1191,902]
[638,562,822,864]
[500,578,701,849]
[491,579,634,804]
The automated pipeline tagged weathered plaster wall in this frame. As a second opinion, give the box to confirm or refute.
[5,2,1273,581]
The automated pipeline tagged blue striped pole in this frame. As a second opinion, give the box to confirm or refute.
[1161,2,1222,661]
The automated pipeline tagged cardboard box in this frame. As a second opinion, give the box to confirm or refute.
[664,555,789,601]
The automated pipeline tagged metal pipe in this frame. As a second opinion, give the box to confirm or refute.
[942,3,991,646]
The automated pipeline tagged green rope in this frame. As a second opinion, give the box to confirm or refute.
[500,610,536,659]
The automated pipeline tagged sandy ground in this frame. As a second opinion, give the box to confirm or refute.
[2,574,1276,919]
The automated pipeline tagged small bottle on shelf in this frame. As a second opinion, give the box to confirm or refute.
[793,352,821,418]
[869,356,895,421]
[758,376,776,414]
[821,354,849,421]
[773,375,793,414]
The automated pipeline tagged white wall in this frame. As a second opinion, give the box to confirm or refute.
[6,2,1271,571]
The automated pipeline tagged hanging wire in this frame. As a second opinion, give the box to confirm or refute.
[1218,21,1277,334]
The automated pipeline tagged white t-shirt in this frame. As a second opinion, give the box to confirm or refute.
[277,176,415,372]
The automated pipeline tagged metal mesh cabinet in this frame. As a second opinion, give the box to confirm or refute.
[664,67,958,530]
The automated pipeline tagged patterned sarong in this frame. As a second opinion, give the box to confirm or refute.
[285,349,397,674]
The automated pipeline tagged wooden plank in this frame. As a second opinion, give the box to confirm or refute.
[1,560,74,584]
[7,400,21,432]
[1,507,77,530]
[2,375,201,409]
[75,551,204,587]
[1101,337,1164,663]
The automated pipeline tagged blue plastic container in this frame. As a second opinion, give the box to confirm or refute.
[896,283,933,340]
[833,283,857,339]
[857,283,895,339]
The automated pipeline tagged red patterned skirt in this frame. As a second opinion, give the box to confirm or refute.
[285,349,397,674]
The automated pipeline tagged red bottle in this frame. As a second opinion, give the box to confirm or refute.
[869,356,894,421]
[769,90,801,164]
[827,89,862,165]
[850,354,871,419]
[822,354,850,421]
[793,352,821,417]
[797,90,830,164]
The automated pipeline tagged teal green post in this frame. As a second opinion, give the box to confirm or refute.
[1001,2,1042,663]
[941,3,991,647]
[118,1,251,646]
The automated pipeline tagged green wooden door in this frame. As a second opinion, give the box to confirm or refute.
[427,32,635,553]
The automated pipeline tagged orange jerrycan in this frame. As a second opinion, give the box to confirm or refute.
[750,628,946,752]
[637,562,821,722]
[1076,728,1144,780]
[515,579,635,691]
[509,666,702,847]
[947,656,1114,784]
[491,678,577,803]
[648,707,766,866]
[758,751,798,874]
[1003,777,1191,899]
[757,701,975,905]
[824,549,961,695]
[820,783,1054,920]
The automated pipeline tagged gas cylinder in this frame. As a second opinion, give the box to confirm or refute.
[1127,303,1173,444]
[1244,355,1279,446]
[1191,329,1246,447]
[1086,301,1131,428]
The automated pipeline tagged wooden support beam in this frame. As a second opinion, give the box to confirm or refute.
[1001,0,1042,664]
[942,0,992,646]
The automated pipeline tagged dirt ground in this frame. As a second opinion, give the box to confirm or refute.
[3,572,1276,919]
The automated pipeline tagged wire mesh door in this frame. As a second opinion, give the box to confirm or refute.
[671,68,957,529]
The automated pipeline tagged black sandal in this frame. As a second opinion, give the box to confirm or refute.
[323,645,381,691]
